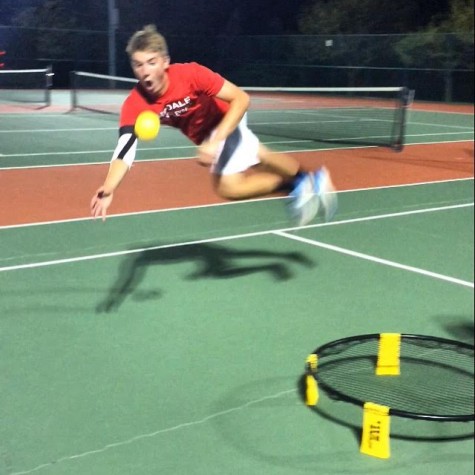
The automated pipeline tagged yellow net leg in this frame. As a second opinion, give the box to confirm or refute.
[360,402,391,459]
[305,354,319,406]
[305,374,319,406]
[376,333,401,376]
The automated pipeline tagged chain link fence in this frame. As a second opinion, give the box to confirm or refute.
[1,26,473,102]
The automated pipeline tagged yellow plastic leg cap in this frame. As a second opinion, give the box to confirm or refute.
[376,333,401,376]
[360,402,391,459]
[305,374,319,406]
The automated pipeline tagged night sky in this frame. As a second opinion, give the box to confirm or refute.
[0,0,451,35]
[0,0,308,35]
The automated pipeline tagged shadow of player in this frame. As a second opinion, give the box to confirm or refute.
[96,241,315,313]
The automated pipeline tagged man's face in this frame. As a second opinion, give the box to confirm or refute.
[130,51,170,96]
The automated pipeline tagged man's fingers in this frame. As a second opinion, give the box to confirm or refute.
[91,199,103,219]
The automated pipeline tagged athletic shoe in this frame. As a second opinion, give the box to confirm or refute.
[314,167,338,222]
[288,173,320,226]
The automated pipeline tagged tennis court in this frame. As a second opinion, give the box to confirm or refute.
[0,87,473,474]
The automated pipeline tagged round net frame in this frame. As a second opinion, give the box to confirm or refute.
[305,333,474,422]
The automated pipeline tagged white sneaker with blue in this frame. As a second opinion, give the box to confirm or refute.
[288,167,337,226]
[314,167,338,222]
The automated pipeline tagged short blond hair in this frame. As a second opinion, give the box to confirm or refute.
[126,25,169,57]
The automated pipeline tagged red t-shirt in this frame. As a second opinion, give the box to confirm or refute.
[120,62,229,145]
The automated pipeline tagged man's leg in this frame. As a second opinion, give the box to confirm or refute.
[211,127,336,224]
[256,144,302,178]
[213,144,301,200]
[213,170,286,200]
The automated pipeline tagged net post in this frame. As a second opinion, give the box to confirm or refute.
[45,64,53,107]
[70,71,77,111]
[392,87,412,152]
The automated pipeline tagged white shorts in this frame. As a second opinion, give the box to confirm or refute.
[210,114,260,176]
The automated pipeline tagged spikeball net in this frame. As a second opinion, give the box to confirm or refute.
[304,333,474,459]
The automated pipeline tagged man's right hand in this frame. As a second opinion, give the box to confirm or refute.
[90,188,114,222]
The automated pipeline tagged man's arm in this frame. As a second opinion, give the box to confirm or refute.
[90,123,138,221]
[197,80,250,165]
[90,159,129,221]
[212,80,250,141]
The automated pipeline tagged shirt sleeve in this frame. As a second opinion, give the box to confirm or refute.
[189,62,226,96]
[111,126,137,168]
[112,91,141,167]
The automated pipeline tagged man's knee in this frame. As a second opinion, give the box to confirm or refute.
[214,174,246,200]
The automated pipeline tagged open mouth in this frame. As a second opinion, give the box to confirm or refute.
[143,79,154,90]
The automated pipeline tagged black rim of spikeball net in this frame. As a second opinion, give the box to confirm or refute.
[305,333,474,422]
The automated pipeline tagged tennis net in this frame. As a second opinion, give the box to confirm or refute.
[244,87,411,151]
[0,66,53,106]
[70,71,137,113]
[70,71,411,151]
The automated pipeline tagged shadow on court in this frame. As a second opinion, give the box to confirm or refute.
[96,242,315,313]
[439,317,474,344]
[296,371,474,444]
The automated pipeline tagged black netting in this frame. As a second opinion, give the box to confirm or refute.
[310,334,474,420]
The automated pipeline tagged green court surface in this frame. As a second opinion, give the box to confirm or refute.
[1,180,474,475]
[0,94,474,474]
[0,90,473,168]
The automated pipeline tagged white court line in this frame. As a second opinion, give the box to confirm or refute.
[0,202,473,279]
[0,143,194,158]
[409,108,474,116]
[8,388,295,475]
[408,123,473,131]
[274,230,474,289]
[0,126,116,133]
[0,138,473,170]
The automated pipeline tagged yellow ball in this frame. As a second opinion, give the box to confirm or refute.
[134,110,160,141]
